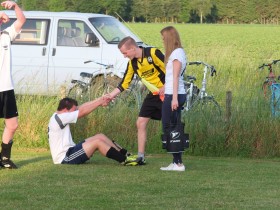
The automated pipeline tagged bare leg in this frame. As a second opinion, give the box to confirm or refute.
[1,117,18,169]
[136,117,150,154]
[82,133,117,157]
[2,117,18,144]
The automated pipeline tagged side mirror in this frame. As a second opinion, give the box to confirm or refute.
[85,33,99,46]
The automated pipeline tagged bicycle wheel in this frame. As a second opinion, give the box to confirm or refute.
[262,81,272,100]
[184,85,199,111]
[117,78,147,110]
[187,96,221,123]
[120,88,142,109]
[68,84,88,103]
[94,83,115,98]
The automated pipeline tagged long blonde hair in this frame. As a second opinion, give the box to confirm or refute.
[160,26,182,65]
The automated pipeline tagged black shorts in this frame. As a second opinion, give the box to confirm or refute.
[0,90,18,119]
[61,141,89,164]
[139,93,162,120]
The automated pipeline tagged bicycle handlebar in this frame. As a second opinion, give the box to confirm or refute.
[258,59,280,69]
[84,60,114,69]
[188,61,217,77]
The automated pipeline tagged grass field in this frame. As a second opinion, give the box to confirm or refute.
[1,149,280,210]
[1,23,280,209]
[4,23,279,157]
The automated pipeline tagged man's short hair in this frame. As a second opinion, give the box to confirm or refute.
[118,36,137,49]
[57,98,78,111]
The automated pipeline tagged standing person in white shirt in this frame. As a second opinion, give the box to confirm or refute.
[160,26,187,172]
[0,1,26,169]
[48,97,134,165]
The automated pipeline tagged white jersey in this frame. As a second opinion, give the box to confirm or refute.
[164,48,187,95]
[48,110,79,164]
[0,24,19,92]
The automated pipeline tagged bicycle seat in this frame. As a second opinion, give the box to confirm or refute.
[80,72,93,78]
[186,75,196,81]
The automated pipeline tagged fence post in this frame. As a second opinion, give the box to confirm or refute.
[225,91,232,122]
[225,91,232,147]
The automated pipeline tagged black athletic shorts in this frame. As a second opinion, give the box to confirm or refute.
[139,93,162,120]
[61,141,89,164]
[0,90,18,119]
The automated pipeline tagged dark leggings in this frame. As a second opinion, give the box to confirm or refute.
[162,94,186,164]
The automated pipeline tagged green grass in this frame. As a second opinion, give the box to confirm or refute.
[0,149,280,210]
[2,24,280,157]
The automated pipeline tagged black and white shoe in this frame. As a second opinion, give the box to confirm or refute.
[1,157,17,169]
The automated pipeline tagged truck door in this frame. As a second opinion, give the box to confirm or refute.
[48,19,103,94]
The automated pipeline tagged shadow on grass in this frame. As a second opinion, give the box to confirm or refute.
[16,155,50,168]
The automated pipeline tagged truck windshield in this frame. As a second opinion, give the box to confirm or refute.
[89,17,142,44]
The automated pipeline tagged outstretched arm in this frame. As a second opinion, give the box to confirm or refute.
[77,96,110,118]
[1,1,26,33]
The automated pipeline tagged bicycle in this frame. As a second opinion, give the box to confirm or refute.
[68,60,118,104]
[68,60,144,109]
[258,59,280,98]
[183,75,200,111]
[258,59,280,117]
[182,61,221,120]
[118,76,147,110]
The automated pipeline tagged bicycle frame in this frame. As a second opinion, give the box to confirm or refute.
[68,60,114,102]
[188,61,217,99]
[270,83,280,117]
[184,76,197,111]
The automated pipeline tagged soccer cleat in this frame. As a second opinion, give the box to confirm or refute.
[127,154,137,159]
[137,157,146,165]
[124,156,146,166]
[124,156,139,166]
[1,157,18,169]
[160,163,185,171]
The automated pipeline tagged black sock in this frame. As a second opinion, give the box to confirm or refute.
[120,148,128,156]
[1,140,13,160]
[172,152,182,164]
[112,140,128,155]
[106,147,126,163]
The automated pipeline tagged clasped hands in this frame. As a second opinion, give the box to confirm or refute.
[100,94,116,107]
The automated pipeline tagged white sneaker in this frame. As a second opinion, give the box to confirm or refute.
[160,163,185,171]
[173,163,185,171]
[160,163,174,171]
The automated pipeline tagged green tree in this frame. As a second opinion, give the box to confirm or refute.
[48,0,76,12]
[179,0,191,23]
[190,0,212,23]
[163,0,181,23]
[18,0,49,10]
[131,0,151,22]
[214,0,236,24]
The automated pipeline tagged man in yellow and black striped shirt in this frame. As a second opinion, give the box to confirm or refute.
[107,36,165,166]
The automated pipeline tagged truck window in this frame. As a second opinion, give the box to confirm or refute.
[0,19,50,45]
[57,20,94,47]
[89,17,142,44]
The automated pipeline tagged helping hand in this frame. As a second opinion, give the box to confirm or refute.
[101,96,110,107]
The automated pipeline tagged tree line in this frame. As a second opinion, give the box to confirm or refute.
[17,0,280,24]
